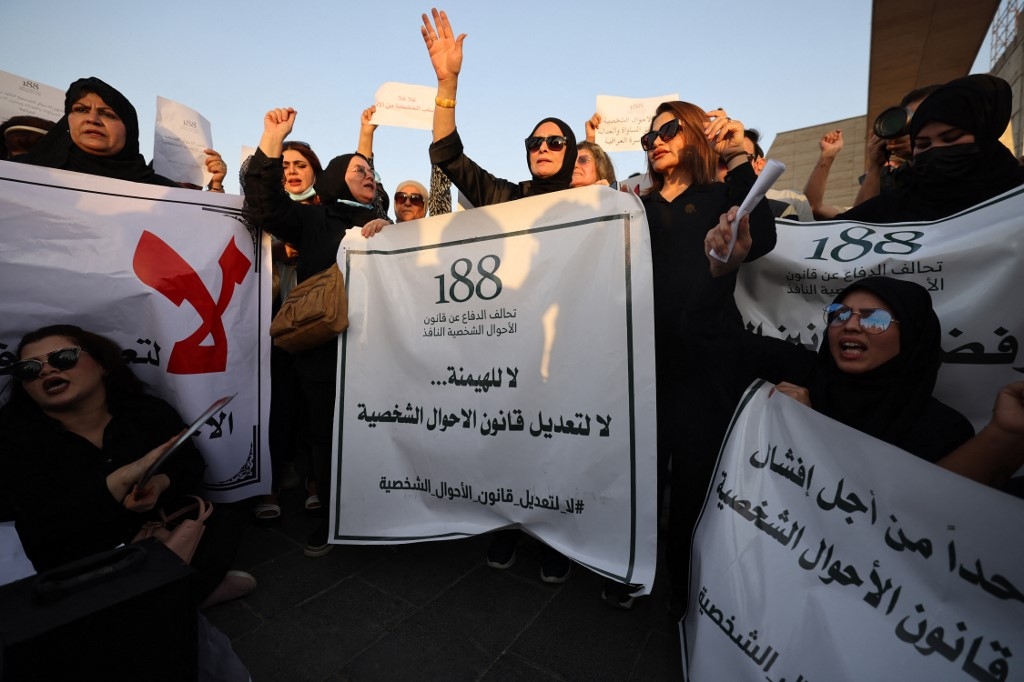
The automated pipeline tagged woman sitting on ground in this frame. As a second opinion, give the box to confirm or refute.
[0,324,253,608]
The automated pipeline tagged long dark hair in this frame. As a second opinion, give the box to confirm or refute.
[3,325,145,416]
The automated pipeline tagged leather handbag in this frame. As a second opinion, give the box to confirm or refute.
[269,262,348,353]
[132,495,212,564]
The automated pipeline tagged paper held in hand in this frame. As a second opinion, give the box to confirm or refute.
[137,394,236,490]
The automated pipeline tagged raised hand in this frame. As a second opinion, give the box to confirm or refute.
[421,8,466,83]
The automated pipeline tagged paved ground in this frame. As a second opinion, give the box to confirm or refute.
[204,487,682,681]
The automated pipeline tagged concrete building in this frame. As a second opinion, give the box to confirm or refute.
[766,0,1004,213]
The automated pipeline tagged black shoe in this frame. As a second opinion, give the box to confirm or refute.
[486,532,517,569]
[601,583,636,610]
[539,551,571,584]
[304,521,333,557]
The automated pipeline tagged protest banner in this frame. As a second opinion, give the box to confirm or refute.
[736,186,1024,431]
[682,380,1024,681]
[0,162,271,503]
[332,186,659,592]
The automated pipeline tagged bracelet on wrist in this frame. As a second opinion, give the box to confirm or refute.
[435,96,456,109]
[207,184,225,193]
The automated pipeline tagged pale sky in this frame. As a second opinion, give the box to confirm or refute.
[1,1,995,197]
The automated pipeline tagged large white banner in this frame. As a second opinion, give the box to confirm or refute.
[737,186,1024,431]
[682,380,1024,681]
[333,186,659,592]
[0,161,271,502]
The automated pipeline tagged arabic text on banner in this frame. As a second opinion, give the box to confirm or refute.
[736,186,1024,431]
[333,186,659,592]
[682,380,1024,681]
[0,162,272,503]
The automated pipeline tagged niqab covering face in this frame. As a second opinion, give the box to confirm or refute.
[904,74,1022,215]
[16,77,177,186]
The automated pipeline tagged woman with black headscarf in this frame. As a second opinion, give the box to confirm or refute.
[422,9,578,206]
[421,9,580,584]
[244,107,391,556]
[16,76,178,186]
[837,74,1024,223]
[16,76,229,191]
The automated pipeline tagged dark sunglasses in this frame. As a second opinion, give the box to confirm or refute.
[823,304,899,334]
[640,119,682,151]
[394,192,425,207]
[7,346,84,381]
[525,135,568,152]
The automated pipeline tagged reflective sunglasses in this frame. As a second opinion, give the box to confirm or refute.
[640,119,681,151]
[7,346,84,381]
[525,135,568,153]
[394,192,425,207]
[823,304,899,334]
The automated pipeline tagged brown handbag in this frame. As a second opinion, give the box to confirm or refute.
[132,495,212,564]
[269,262,349,353]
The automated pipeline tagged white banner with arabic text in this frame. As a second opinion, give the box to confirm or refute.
[682,380,1024,681]
[0,161,271,502]
[333,186,658,592]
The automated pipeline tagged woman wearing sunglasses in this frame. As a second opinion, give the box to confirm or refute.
[616,101,777,610]
[422,9,577,207]
[706,217,976,461]
[421,8,580,584]
[0,324,253,607]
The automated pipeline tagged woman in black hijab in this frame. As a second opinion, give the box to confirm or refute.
[244,107,390,557]
[15,77,179,187]
[837,74,1023,223]
[421,9,580,582]
[422,9,577,207]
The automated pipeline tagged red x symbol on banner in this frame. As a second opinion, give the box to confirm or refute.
[133,230,251,374]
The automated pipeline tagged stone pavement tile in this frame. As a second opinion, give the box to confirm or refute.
[631,629,683,681]
[357,534,490,606]
[206,540,389,639]
[337,568,556,681]
[507,566,678,681]
[480,653,566,681]
[228,577,414,682]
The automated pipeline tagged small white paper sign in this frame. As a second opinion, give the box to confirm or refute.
[0,70,63,124]
[594,93,679,152]
[152,96,214,186]
[371,82,437,130]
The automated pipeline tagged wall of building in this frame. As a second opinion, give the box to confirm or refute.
[765,116,867,212]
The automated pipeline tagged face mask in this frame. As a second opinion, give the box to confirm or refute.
[288,184,317,202]
[913,143,981,180]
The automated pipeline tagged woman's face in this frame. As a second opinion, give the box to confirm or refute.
[827,290,901,374]
[913,121,976,155]
[528,121,566,179]
[18,335,107,412]
[68,92,127,157]
[571,148,599,187]
[647,112,686,176]
[282,149,316,196]
[346,156,377,204]
[394,183,427,222]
